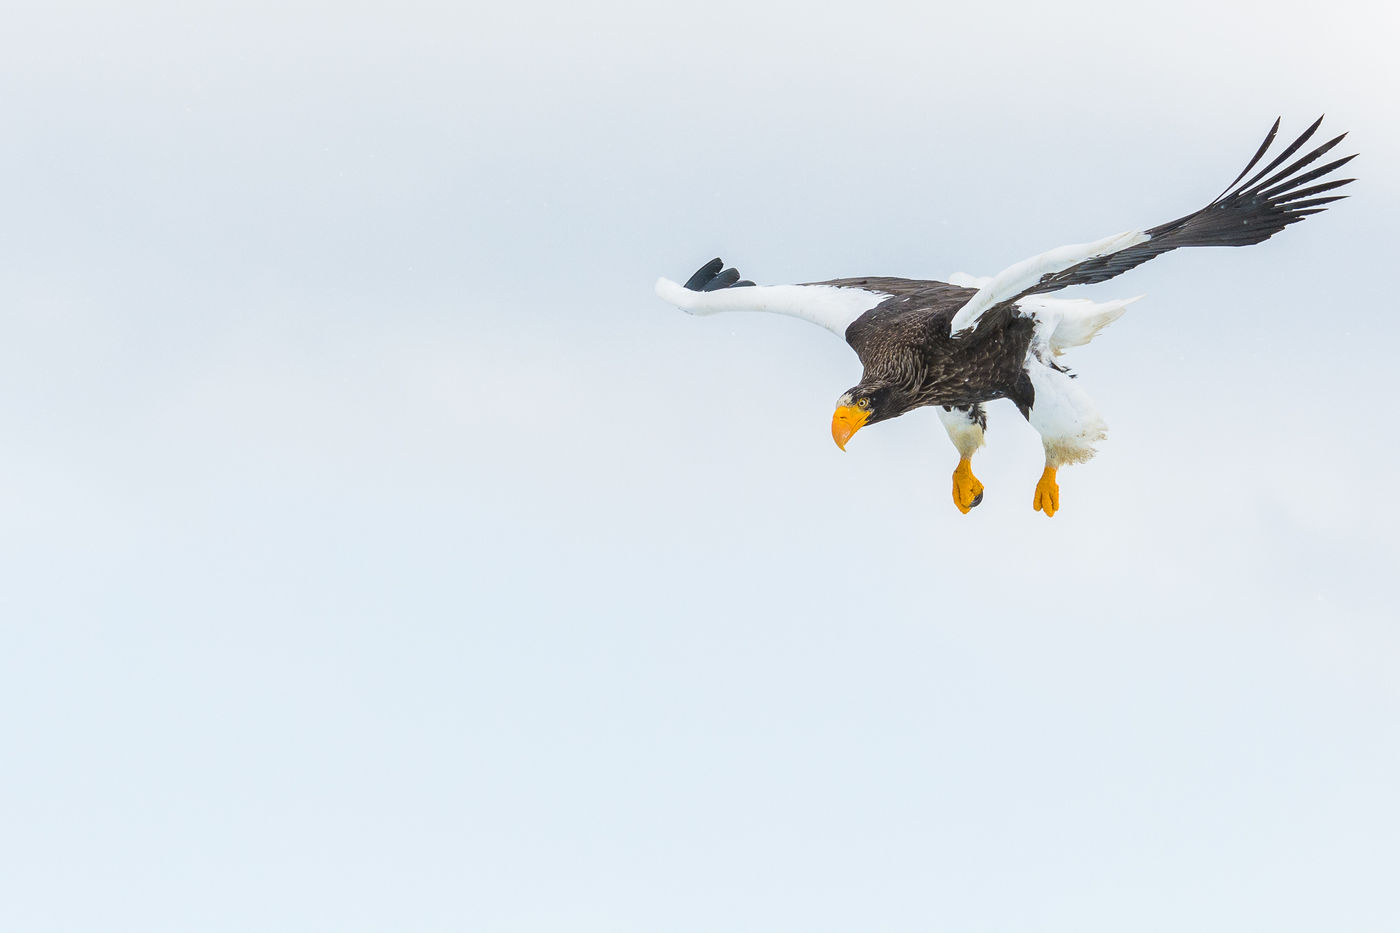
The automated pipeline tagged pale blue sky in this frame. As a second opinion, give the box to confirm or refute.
[2,1,1398,930]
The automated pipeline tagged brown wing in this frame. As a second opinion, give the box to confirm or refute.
[950,117,1356,335]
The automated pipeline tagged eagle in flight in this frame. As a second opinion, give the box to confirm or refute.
[656,117,1354,516]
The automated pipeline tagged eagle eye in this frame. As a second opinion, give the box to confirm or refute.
[857,397,870,410]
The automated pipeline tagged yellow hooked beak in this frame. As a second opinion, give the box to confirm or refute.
[831,404,870,451]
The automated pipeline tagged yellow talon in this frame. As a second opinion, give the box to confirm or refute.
[952,458,984,514]
[1032,466,1059,517]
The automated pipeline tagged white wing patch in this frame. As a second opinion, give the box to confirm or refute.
[655,277,887,339]
[949,229,1150,336]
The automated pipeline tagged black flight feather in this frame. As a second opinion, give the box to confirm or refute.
[683,258,724,291]
[1230,115,1324,197]
[982,117,1356,308]
[681,258,755,292]
[1213,116,1280,201]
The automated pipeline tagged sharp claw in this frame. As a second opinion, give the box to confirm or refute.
[969,491,983,508]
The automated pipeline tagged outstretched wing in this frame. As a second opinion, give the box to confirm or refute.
[655,258,891,339]
[949,116,1357,335]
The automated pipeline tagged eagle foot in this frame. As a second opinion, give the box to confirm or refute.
[952,459,984,514]
[1032,467,1059,517]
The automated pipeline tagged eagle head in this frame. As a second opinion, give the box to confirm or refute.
[831,385,904,450]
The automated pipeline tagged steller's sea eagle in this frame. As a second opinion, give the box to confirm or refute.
[655,117,1355,516]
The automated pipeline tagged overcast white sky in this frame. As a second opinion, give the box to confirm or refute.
[2,1,1398,930]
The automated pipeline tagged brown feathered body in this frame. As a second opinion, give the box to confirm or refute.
[809,277,1037,417]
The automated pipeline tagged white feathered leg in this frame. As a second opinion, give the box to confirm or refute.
[1023,360,1108,517]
